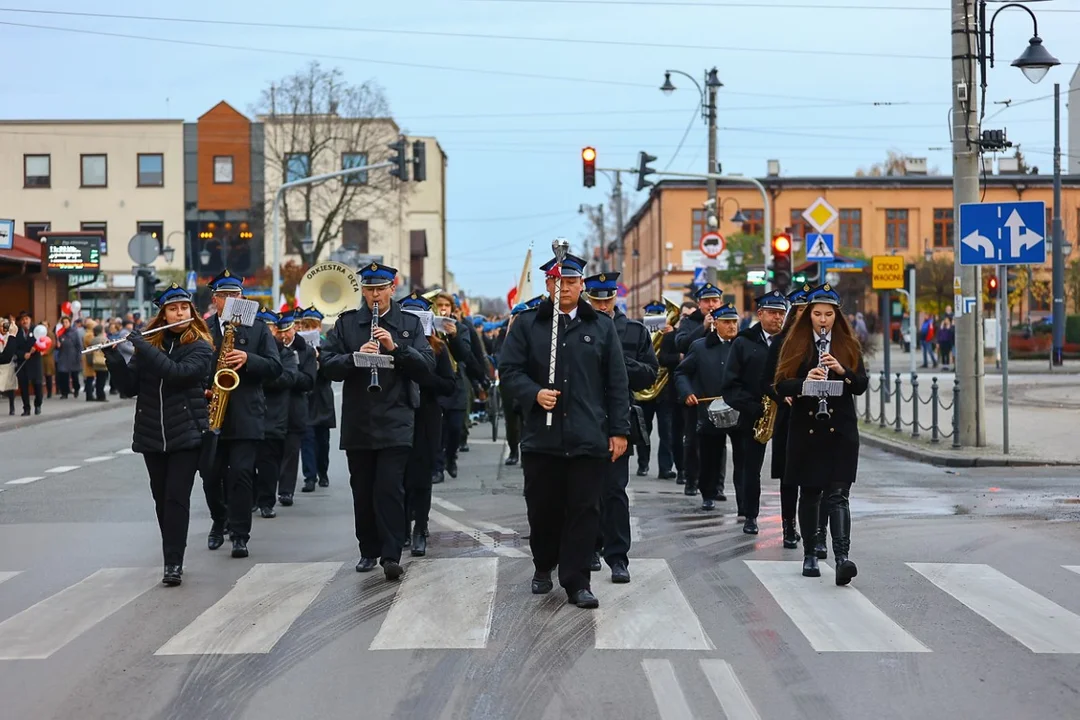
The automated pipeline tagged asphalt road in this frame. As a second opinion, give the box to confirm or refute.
[2,402,1080,720]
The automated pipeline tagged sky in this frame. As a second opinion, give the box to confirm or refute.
[3,0,1080,294]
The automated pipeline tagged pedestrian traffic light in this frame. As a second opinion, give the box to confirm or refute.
[582,146,596,188]
[388,137,408,181]
[772,232,793,292]
[412,139,427,182]
[636,150,657,192]
[988,274,999,299]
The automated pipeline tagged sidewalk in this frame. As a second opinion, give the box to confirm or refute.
[0,395,132,434]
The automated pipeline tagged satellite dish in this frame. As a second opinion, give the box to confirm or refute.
[127,232,158,266]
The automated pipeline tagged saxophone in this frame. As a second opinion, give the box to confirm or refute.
[753,394,777,444]
[207,320,241,432]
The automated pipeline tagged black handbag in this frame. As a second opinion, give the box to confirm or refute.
[629,403,649,447]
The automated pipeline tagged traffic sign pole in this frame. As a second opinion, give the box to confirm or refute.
[999,264,1010,454]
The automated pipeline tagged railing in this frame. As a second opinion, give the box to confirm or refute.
[861,371,960,448]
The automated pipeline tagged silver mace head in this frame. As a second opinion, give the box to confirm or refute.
[552,237,570,262]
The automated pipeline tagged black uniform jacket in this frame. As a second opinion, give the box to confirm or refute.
[775,351,869,489]
[439,320,471,412]
[308,336,337,429]
[719,324,773,432]
[262,341,299,441]
[105,332,214,454]
[9,328,43,381]
[209,319,283,441]
[321,301,435,451]
[674,310,706,354]
[613,310,658,396]
[674,332,733,435]
[412,342,459,462]
[287,335,317,432]
[499,298,631,459]
[762,327,791,480]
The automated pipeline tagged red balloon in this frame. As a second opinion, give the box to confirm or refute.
[35,337,52,352]
[61,301,73,316]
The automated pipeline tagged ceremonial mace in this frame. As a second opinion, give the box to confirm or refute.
[547,237,570,427]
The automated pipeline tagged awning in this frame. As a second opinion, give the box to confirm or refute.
[0,232,41,265]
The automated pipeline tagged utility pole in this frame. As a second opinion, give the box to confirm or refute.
[705,75,719,286]
[613,171,624,276]
[1052,82,1065,366]
[951,0,986,446]
[596,203,607,273]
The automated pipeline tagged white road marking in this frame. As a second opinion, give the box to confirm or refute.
[1065,566,1080,577]
[83,456,115,463]
[627,487,636,507]
[370,558,498,650]
[5,477,44,485]
[115,448,135,455]
[642,659,695,720]
[428,510,529,558]
[700,659,763,720]
[746,561,930,653]
[0,571,21,586]
[909,562,1080,653]
[430,496,465,513]
[156,562,341,656]
[630,516,642,542]
[0,567,160,660]
[45,466,80,474]
[595,559,713,650]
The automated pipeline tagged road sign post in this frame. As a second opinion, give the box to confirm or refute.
[699,232,724,259]
[999,264,1010,455]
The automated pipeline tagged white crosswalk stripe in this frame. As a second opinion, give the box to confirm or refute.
[0,571,21,586]
[699,659,762,720]
[909,562,1080,653]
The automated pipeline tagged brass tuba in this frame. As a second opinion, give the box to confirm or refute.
[633,297,682,403]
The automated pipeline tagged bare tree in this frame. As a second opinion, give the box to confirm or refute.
[254,62,406,266]
[577,185,632,270]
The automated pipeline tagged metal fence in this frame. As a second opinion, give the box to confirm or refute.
[860,372,960,447]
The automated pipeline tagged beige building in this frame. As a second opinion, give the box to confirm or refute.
[0,119,186,314]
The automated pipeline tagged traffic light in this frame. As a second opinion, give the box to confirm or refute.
[636,150,657,192]
[988,274,999,300]
[582,146,596,188]
[412,140,427,182]
[771,232,793,292]
[388,137,408,181]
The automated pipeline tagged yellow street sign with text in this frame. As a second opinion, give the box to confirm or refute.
[872,255,905,290]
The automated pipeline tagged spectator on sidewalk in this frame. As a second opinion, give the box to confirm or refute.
[1,316,17,415]
[937,318,955,371]
[55,317,83,398]
[919,314,937,368]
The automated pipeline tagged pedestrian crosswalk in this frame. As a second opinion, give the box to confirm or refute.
[1,559,1080,663]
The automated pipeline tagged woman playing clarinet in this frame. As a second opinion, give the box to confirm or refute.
[773,284,868,585]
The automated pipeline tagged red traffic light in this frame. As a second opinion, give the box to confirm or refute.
[988,276,998,288]
[772,233,792,254]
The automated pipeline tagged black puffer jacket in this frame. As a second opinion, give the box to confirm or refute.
[105,332,214,454]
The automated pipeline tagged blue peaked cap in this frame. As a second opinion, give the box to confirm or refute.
[786,283,812,306]
[540,253,587,278]
[755,290,789,310]
[584,272,620,299]
[711,302,739,320]
[359,262,397,287]
[208,269,243,292]
[302,305,324,320]
[401,292,432,310]
[153,283,191,308]
[693,283,722,300]
[807,283,842,306]
[256,307,278,325]
[643,300,665,314]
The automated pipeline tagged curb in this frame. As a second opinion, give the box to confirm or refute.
[859,425,1080,468]
[0,398,131,435]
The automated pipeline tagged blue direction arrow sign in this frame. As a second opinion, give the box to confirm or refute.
[959,201,1046,266]
[805,233,835,260]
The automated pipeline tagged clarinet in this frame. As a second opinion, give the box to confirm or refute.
[814,327,830,420]
[368,302,383,393]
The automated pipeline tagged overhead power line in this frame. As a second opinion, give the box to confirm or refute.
[447,0,1080,10]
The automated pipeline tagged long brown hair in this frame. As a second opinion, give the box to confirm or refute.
[143,302,213,349]
[774,302,861,384]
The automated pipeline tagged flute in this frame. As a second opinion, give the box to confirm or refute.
[81,319,193,354]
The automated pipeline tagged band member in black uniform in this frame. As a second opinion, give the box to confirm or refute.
[499,302,528,467]
[583,272,657,584]
[321,263,435,581]
[719,289,788,535]
[636,301,677,481]
[203,270,283,558]
[104,284,214,585]
[675,303,740,510]
[299,307,336,492]
[278,310,317,505]
[253,308,299,519]
[668,301,697,485]
[400,292,457,556]
[761,284,811,549]
[432,291,472,482]
[675,284,723,496]
[774,284,868,583]
[500,251,630,609]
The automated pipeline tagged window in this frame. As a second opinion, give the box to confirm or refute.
[885,209,909,249]
[933,208,954,248]
[214,155,234,184]
[342,220,369,252]
[24,222,50,241]
[137,221,164,254]
[285,153,310,182]
[741,209,764,237]
[691,209,707,247]
[789,209,812,243]
[81,154,108,187]
[81,221,108,255]
[342,152,369,185]
[838,209,862,249]
[24,154,50,188]
[137,154,164,187]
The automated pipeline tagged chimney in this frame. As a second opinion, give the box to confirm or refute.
[766,159,780,177]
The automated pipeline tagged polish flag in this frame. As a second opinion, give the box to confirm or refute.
[506,286,517,310]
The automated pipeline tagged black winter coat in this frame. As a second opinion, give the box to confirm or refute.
[613,311,658,396]
[675,310,706,354]
[209,319,283,441]
[263,341,299,441]
[407,343,458,484]
[719,325,773,432]
[439,320,471,412]
[105,332,214,454]
[308,354,337,428]
[675,333,734,435]
[499,299,631,459]
[287,335,317,431]
[10,329,43,382]
[321,301,435,450]
[775,350,868,489]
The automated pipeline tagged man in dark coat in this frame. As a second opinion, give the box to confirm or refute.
[673,285,723,496]
[203,270,283,558]
[499,250,631,609]
[635,300,678,480]
[583,273,657,584]
[298,306,336,492]
[10,312,44,416]
[278,311,317,505]
[719,290,788,535]
[253,308,299,519]
[320,262,435,581]
[499,302,529,466]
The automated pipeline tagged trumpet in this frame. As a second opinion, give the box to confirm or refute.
[81,319,193,354]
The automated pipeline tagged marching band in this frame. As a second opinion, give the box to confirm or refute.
[111,245,868,599]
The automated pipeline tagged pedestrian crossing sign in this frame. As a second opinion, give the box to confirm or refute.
[805,233,835,260]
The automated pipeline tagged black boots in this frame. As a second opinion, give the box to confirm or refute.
[163,565,183,586]
[505,450,519,466]
[802,555,820,577]
[798,494,822,577]
[829,487,858,586]
[815,497,829,559]
[782,519,800,549]
[411,529,427,557]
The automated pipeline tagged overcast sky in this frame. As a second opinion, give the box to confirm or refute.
[3,0,1079,293]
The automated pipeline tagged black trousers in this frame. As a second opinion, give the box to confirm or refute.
[437,408,465,472]
[735,428,764,519]
[278,431,303,496]
[595,452,631,566]
[669,397,684,473]
[17,374,43,411]
[254,438,284,509]
[346,447,410,563]
[682,406,700,483]
[638,399,673,474]
[301,426,332,480]
[698,430,736,501]
[56,371,79,397]
[780,484,799,522]
[405,404,441,536]
[144,449,200,566]
[502,388,521,454]
[203,438,259,541]
[522,452,606,595]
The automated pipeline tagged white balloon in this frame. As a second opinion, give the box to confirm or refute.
[33,324,48,340]
[71,301,82,314]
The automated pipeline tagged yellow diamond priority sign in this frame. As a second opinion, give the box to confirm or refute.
[802,197,838,233]
[872,255,906,290]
